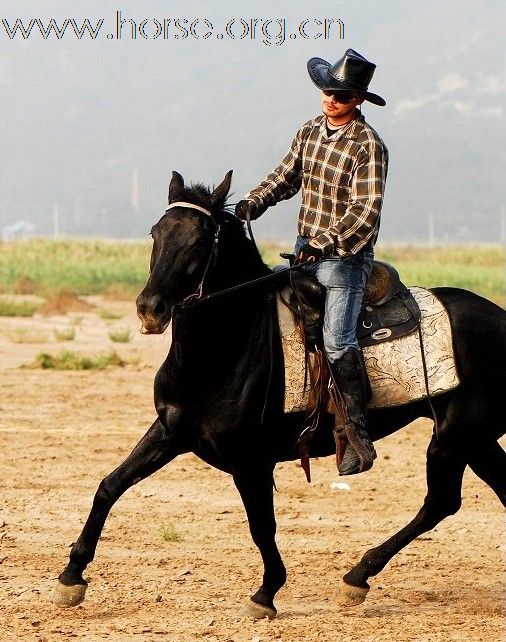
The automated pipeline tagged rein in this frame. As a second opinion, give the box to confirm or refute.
[181,262,309,308]
[166,200,313,310]
[166,201,220,306]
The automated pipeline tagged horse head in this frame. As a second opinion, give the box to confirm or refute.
[136,169,232,334]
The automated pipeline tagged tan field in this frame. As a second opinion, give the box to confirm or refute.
[0,296,504,642]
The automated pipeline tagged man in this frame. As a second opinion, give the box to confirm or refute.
[235,49,388,475]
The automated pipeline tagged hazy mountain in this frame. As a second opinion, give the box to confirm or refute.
[0,0,504,243]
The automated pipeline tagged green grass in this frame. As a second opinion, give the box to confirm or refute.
[261,243,505,306]
[3,327,47,344]
[375,246,505,306]
[0,239,150,296]
[0,239,503,306]
[158,522,183,543]
[0,298,40,317]
[99,309,123,320]
[53,326,76,342]
[108,327,132,343]
[26,350,132,370]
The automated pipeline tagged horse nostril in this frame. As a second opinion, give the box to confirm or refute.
[136,298,147,316]
[154,298,167,317]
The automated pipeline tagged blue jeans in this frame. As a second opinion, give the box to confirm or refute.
[294,235,373,363]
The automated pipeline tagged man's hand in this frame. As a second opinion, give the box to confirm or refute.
[235,200,261,221]
[298,241,323,263]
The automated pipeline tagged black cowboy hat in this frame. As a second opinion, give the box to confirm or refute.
[307,48,386,106]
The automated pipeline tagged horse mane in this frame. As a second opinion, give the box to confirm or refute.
[180,181,232,216]
[173,180,272,279]
[182,182,262,249]
[180,182,216,209]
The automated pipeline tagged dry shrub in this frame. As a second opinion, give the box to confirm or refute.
[39,289,94,315]
[0,298,40,317]
[13,277,40,295]
[159,523,183,543]
[103,283,140,301]
[53,326,76,341]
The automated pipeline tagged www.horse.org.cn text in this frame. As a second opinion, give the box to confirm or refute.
[0,13,345,46]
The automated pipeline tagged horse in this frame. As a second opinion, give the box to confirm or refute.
[52,170,506,618]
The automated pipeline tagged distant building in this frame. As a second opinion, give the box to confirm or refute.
[1,220,36,241]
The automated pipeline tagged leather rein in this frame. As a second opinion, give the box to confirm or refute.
[165,201,310,310]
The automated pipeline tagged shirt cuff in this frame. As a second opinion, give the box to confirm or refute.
[244,193,264,209]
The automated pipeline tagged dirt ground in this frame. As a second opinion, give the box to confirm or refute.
[0,299,504,642]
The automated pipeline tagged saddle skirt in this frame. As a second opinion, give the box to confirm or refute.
[277,286,460,412]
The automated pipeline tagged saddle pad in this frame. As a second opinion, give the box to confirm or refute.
[277,286,460,413]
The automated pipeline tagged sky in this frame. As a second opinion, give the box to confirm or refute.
[0,0,504,244]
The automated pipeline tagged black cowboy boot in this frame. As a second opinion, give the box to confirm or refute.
[329,349,376,475]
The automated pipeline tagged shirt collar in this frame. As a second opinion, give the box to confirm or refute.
[318,113,365,142]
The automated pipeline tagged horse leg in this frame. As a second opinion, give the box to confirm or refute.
[339,433,467,606]
[467,439,506,508]
[52,416,187,606]
[233,463,286,620]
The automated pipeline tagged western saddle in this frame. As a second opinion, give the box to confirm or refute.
[278,255,423,481]
[279,255,421,352]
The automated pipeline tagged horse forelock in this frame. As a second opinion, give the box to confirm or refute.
[182,182,213,208]
[178,182,237,224]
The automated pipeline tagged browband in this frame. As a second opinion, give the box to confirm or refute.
[165,201,212,217]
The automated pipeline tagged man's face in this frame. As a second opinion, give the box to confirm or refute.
[321,90,364,121]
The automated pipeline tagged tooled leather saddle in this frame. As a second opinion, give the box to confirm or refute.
[278,255,423,481]
[279,254,421,351]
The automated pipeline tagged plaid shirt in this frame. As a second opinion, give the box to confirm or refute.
[246,113,388,257]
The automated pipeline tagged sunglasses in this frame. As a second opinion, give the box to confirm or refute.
[322,90,357,104]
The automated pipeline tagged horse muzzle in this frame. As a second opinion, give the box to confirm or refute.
[136,292,171,335]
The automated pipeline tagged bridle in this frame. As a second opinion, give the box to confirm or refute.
[165,201,214,218]
[164,200,312,310]
[165,201,220,306]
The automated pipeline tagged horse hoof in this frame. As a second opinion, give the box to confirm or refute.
[51,581,87,607]
[238,599,277,620]
[337,580,369,607]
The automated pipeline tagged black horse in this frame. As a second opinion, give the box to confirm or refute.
[52,171,506,618]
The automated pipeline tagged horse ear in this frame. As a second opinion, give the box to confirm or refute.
[210,170,233,206]
[168,171,185,203]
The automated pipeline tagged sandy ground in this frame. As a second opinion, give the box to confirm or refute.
[0,298,504,642]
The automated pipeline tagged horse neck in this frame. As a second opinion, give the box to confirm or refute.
[169,225,273,362]
[207,222,271,293]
